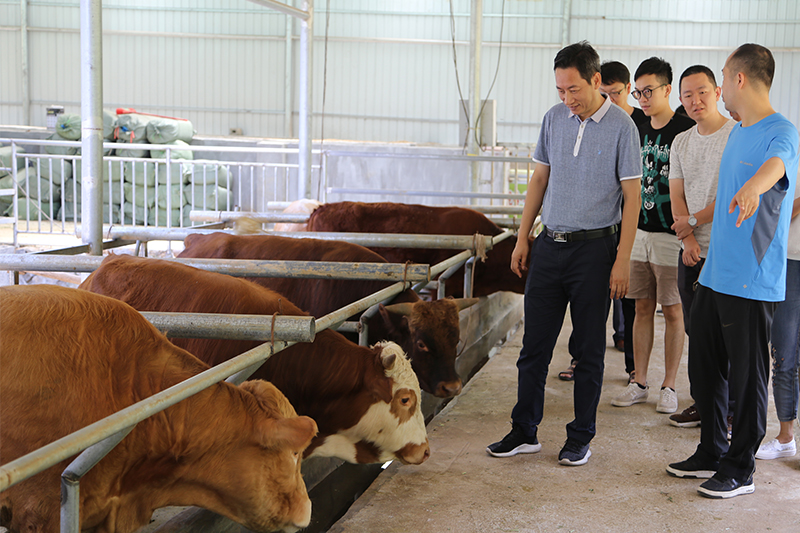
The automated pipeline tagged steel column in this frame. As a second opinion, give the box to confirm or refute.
[79,0,104,256]
[298,0,313,199]
[20,0,30,125]
[468,0,483,201]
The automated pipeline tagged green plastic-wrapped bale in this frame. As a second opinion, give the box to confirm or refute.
[183,162,231,189]
[184,183,231,212]
[123,182,156,208]
[0,145,26,179]
[55,114,82,140]
[149,140,194,161]
[44,133,80,156]
[146,118,195,144]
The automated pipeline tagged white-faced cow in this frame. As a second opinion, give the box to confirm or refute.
[178,232,477,398]
[79,254,430,466]
[0,285,316,533]
[306,201,527,298]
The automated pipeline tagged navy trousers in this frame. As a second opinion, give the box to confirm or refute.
[511,232,616,444]
[689,285,776,481]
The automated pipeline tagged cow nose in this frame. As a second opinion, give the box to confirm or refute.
[436,379,463,398]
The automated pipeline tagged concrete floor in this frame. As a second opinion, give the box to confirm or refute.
[330,312,800,533]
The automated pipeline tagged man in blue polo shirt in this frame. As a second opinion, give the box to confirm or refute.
[486,41,641,466]
[667,43,799,498]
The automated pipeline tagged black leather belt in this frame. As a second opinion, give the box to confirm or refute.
[543,224,619,243]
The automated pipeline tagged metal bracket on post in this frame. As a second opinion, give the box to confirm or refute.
[60,425,135,533]
[464,256,476,298]
[358,304,382,346]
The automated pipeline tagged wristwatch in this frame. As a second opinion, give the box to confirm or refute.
[688,214,698,228]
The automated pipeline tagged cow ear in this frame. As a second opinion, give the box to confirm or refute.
[454,297,480,311]
[380,350,396,370]
[260,416,318,452]
[378,304,410,335]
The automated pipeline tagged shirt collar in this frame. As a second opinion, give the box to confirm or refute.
[570,94,612,123]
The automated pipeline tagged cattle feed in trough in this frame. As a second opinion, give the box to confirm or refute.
[306,201,528,298]
[79,254,431,466]
[178,231,478,398]
[0,285,316,533]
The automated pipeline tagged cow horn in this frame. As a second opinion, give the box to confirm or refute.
[455,298,480,311]
[381,302,415,317]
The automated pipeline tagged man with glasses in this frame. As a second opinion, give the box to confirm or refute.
[600,61,648,127]
[667,43,798,498]
[486,41,641,466]
[612,57,694,414]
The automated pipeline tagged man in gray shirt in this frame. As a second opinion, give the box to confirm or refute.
[668,65,735,427]
[486,41,641,466]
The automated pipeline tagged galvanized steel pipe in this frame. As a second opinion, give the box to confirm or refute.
[141,312,315,342]
[79,0,104,256]
[0,255,430,282]
[100,227,494,252]
[189,210,310,223]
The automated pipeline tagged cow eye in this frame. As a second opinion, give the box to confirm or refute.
[401,396,410,406]
[416,340,426,351]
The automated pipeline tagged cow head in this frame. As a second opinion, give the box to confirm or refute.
[206,380,317,533]
[378,298,479,398]
[309,342,430,465]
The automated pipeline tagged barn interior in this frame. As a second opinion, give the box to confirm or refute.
[2,1,800,532]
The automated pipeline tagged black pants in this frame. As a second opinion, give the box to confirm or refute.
[689,285,776,480]
[512,232,616,444]
[677,251,705,337]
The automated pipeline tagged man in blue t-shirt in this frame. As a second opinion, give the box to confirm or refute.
[667,44,800,499]
[485,41,641,466]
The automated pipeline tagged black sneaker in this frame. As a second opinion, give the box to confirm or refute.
[669,404,701,428]
[486,424,542,457]
[666,454,719,478]
[698,474,754,499]
[558,437,591,466]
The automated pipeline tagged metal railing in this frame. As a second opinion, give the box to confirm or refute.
[0,138,322,242]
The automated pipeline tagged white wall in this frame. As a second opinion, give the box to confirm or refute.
[1,0,799,145]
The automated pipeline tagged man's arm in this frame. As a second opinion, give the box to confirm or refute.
[610,178,641,299]
[793,196,800,220]
[670,179,716,239]
[510,162,550,278]
[730,156,787,227]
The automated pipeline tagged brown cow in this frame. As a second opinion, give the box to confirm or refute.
[79,254,430,466]
[306,201,527,298]
[178,232,476,398]
[0,285,316,533]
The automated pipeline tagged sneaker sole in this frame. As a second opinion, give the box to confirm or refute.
[665,465,716,479]
[559,449,591,466]
[485,443,542,458]
[755,450,797,460]
[669,419,701,428]
[697,483,754,499]
[611,397,647,407]
[656,404,678,414]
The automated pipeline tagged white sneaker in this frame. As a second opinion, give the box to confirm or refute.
[611,382,648,407]
[656,387,678,414]
[755,438,797,460]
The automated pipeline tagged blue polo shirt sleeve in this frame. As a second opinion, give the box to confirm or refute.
[617,120,642,181]
[533,109,551,166]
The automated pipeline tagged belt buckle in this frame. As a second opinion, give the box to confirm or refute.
[553,231,568,243]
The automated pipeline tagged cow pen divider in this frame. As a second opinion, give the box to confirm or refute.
[0,228,515,532]
[0,270,423,532]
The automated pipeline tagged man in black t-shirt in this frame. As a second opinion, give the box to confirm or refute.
[612,57,694,415]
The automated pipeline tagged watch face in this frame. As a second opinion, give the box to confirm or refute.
[688,215,697,227]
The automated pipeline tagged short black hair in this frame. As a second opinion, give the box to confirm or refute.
[601,61,631,86]
[679,65,717,91]
[634,57,672,85]
[728,43,775,89]
[554,41,601,85]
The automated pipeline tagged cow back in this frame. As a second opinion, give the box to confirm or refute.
[307,201,525,296]
[179,232,405,317]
